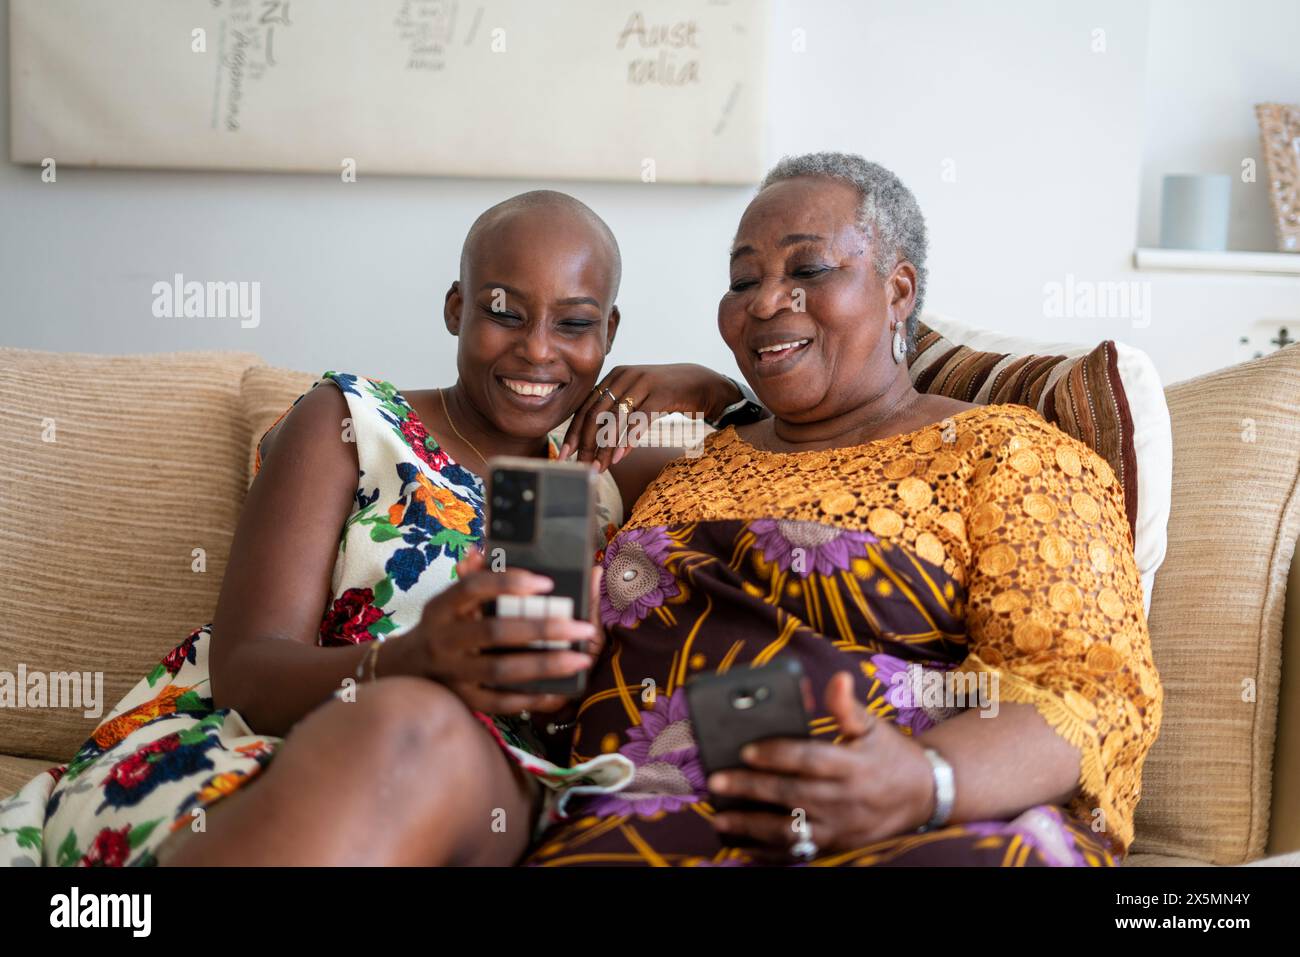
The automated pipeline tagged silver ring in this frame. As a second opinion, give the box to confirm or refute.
[790,823,818,861]
[599,387,618,404]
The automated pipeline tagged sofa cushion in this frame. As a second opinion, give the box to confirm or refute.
[1136,344,1300,864]
[911,314,1172,613]
[1271,541,1300,854]
[239,365,319,483]
[1122,853,1210,867]
[0,349,261,762]
[0,753,62,801]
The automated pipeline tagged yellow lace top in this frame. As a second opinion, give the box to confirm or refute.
[626,402,1162,852]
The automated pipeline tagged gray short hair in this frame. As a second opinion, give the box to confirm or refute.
[759,152,928,350]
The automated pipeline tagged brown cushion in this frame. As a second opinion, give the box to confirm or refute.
[910,320,1138,536]
[0,349,260,761]
[238,365,319,483]
[1137,345,1300,864]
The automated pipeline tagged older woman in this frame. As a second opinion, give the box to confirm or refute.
[529,152,1162,866]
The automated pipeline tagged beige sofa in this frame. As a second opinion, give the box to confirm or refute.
[1,346,1297,866]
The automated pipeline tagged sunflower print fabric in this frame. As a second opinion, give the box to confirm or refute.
[526,403,1162,867]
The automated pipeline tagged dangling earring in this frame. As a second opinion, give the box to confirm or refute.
[892,321,907,364]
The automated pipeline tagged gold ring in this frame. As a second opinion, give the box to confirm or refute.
[618,396,637,415]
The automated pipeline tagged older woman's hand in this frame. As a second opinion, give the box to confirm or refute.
[708,671,938,859]
[558,363,741,472]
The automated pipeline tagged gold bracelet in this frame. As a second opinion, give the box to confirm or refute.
[364,636,387,683]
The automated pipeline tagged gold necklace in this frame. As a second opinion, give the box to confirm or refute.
[438,388,490,469]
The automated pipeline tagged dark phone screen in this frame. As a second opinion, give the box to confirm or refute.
[488,464,592,618]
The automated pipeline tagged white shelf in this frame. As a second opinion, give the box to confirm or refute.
[1134,247,1300,276]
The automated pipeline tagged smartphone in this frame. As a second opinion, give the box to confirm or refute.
[483,456,598,697]
[686,658,813,842]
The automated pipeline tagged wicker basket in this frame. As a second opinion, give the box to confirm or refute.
[1256,103,1300,253]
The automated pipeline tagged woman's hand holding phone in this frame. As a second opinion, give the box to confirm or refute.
[386,550,599,715]
[707,672,936,859]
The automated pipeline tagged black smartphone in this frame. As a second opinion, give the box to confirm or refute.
[686,657,813,836]
[483,456,597,697]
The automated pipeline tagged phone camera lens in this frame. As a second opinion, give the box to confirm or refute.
[489,469,537,544]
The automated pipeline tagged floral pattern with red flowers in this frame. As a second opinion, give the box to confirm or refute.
[148,627,202,687]
[81,826,131,867]
[318,586,388,645]
[1,370,628,867]
[398,414,452,472]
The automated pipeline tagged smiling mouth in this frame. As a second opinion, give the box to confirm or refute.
[754,338,811,363]
[499,377,564,399]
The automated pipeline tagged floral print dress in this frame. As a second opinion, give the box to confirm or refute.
[0,372,634,867]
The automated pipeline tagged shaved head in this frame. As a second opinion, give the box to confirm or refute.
[459,190,622,303]
[443,190,623,446]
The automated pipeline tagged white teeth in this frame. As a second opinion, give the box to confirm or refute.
[503,379,559,397]
[757,339,810,355]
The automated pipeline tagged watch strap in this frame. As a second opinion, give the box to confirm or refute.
[706,376,768,429]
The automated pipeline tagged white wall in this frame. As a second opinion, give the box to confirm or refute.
[1,0,1297,389]
[1134,0,1300,382]
[1139,0,1295,253]
[767,0,1150,363]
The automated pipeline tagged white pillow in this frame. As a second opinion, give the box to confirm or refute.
[918,312,1173,616]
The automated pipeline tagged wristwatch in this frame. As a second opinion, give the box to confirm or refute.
[918,747,955,832]
[705,376,769,429]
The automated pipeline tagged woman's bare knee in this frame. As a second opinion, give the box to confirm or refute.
[162,677,535,865]
[290,676,473,768]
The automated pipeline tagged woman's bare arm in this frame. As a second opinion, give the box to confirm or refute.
[209,385,372,736]
[915,702,1083,822]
